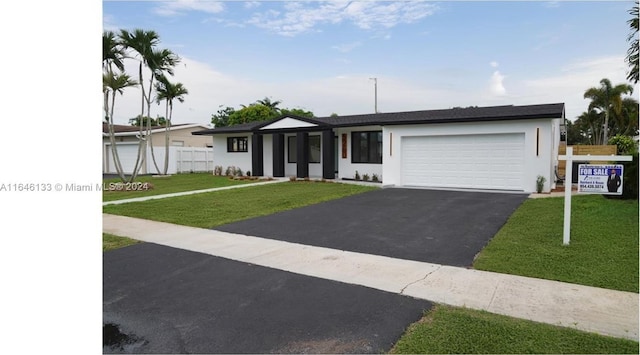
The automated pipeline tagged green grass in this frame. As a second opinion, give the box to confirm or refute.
[391,305,639,354]
[473,195,639,293]
[102,173,254,201]
[103,181,378,228]
[103,233,140,252]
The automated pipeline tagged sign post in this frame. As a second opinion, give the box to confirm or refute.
[557,147,631,245]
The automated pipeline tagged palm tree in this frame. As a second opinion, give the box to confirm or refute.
[256,97,282,116]
[574,110,605,145]
[103,31,125,74]
[583,78,634,144]
[626,2,639,84]
[610,97,639,137]
[144,48,181,174]
[103,72,138,181]
[118,29,160,180]
[103,30,133,182]
[155,75,189,175]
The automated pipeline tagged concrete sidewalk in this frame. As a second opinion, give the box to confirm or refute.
[103,214,639,341]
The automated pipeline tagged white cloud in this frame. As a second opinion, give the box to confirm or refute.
[247,1,438,36]
[243,1,261,10]
[490,71,507,96]
[153,0,225,17]
[490,61,499,68]
[523,55,637,121]
[332,41,362,53]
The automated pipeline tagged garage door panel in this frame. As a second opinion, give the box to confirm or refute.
[106,144,140,174]
[401,134,524,190]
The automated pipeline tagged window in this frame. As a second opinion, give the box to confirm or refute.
[227,137,248,152]
[309,136,321,163]
[288,136,296,163]
[351,131,382,164]
[288,135,321,163]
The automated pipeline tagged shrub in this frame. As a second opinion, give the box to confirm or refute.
[362,173,370,181]
[371,174,379,182]
[236,168,243,176]
[246,171,251,176]
[536,175,546,193]
[289,176,297,182]
[609,135,638,154]
[355,171,361,180]
[213,166,223,176]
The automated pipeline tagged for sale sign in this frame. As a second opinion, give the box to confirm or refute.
[578,164,624,195]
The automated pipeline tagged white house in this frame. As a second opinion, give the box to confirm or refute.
[193,103,565,193]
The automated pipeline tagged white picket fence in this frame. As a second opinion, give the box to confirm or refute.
[104,144,214,175]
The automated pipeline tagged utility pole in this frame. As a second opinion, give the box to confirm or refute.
[369,77,378,113]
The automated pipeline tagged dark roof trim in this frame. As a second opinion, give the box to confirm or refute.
[192,103,565,136]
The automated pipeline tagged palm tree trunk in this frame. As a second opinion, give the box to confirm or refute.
[146,75,161,175]
[603,108,610,145]
[108,92,127,182]
[163,99,171,175]
[130,62,146,182]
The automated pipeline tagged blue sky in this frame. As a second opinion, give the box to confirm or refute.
[103,1,637,126]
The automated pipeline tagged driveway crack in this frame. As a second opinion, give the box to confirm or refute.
[400,265,442,295]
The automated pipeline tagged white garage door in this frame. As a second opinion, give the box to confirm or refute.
[401,133,525,190]
[105,144,141,174]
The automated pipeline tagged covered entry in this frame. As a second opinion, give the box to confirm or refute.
[400,133,525,190]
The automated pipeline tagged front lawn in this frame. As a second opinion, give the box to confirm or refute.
[102,173,255,201]
[474,195,638,293]
[103,181,378,228]
[103,233,139,252]
[391,305,639,354]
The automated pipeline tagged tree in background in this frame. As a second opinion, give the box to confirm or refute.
[572,110,606,145]
[103,72,138,182]
[626,1,639,84]
[155,74,189,175]
[118,29,180,177]
[128,115,166,127]
[103,30,138,183]
[210,106,236,128]
[583,78,634,145]
[211,98,315,127]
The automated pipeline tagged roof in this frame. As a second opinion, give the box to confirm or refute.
[103,123,211,136]
[192,103,565,135]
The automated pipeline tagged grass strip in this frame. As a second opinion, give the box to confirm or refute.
[473,195,638,293]
[391,305,639,354]
[103,233,140,252]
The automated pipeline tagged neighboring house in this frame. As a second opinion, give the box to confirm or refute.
[103,123,212,174]
[193,103,565,193]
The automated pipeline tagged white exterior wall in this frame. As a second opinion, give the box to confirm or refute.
[382,119,558,192]
[211,134,252,173]
[335,125,384,181]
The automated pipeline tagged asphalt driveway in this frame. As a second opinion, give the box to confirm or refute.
[216,188,529,267]
[104,243,432,354]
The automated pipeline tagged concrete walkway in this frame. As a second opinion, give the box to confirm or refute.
[103,214,638,341]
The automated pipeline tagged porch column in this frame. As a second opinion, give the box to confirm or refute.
[296,132,309,178]
[272,133,285,177]
[251,134,263,176]
[322,129,335,179]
